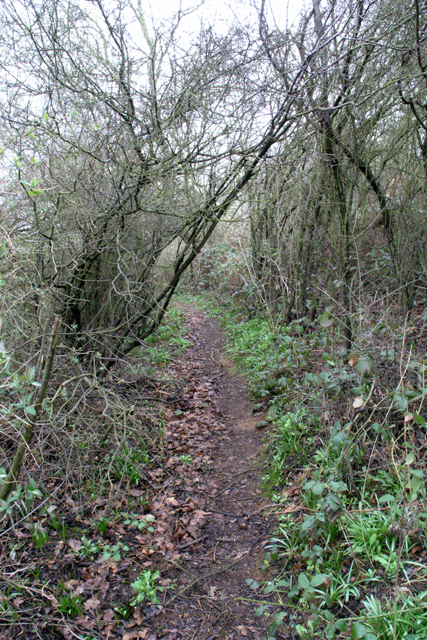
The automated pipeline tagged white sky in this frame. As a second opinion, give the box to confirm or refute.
[145,0,307,35]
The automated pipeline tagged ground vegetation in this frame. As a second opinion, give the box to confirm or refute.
[0,0,427,638]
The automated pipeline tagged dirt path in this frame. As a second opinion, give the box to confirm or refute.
[155,305,273,639]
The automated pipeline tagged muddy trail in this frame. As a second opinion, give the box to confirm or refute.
[153,305,274,639]
[0,305,278,640]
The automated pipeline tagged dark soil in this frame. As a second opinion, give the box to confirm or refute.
[154,305,274,639]
[0,305,278,640]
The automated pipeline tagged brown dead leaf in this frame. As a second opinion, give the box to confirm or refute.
[282,503,298,513]
[123,630,150,640]
[15,529,27,539]
[84,597,101,611]
[129,488,145,497]
[353,396,364,409]
[62,579,80,591]
[74,584,86,596]
[237,625,248,636]
[65,494,77,508]
[132,607,145,625]
[103,609,115,622]
[67,538,82,552]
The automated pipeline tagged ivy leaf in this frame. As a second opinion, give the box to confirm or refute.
[318,307,334,328]
[354,355,373,376]
[393,394,408,412]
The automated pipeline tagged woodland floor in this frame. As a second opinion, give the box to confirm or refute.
[152,304,275,639]
[0,305,279,640]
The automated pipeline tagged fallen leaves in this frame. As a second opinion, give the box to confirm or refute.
[0,309,261,640]
[123,630,152,640]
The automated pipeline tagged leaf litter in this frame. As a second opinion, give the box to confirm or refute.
[0,306,276,639]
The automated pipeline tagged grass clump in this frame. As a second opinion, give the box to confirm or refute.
[199,293,427,640]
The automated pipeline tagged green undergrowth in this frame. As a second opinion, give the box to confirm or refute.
[0,304,192,631]
[194,293,427,640]
[128,306,193,370]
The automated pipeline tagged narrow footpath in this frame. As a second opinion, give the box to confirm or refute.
[154,305,274,639]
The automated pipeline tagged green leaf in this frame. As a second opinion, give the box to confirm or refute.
[351,622,369,639]
[25,366,36,382]
[311,573,329,587]
[404,389,419,399]
[410,470,423,493]
[378,494,396,503]
[354,355,373,376]
[25,406,37,416]
[276,579,290,587]
[335,619,347,632]
[246,578,259,589]
[393,394,408,412]
[372,422,384,434]
[330,430,349,446]
[323,493,342,512]
[406,451,415,465]
[319,308,334,328]
[298,572,310,590]
[413,414,426,426]
[311,482,325,496]
[264,582,276,594]
[325,623,336,639]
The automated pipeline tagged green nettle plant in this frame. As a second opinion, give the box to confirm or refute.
[0,468,42,522]
[77,536,100,560]
[130,570,163,606]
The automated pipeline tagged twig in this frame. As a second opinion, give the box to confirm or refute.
[0,315,61,500]
[233,466,258,477]
[214,480,238,496]
[208,507,242,517]
[0,576,58,606]
[166,553,249,604]
[177,534,209,550]
[210,350,223,367]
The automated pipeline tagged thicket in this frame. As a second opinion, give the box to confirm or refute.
[195,289,427,638]
[186,3,427,635]
[0,0,427,637]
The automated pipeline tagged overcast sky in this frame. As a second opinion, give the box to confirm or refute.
[145,0,307,35]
